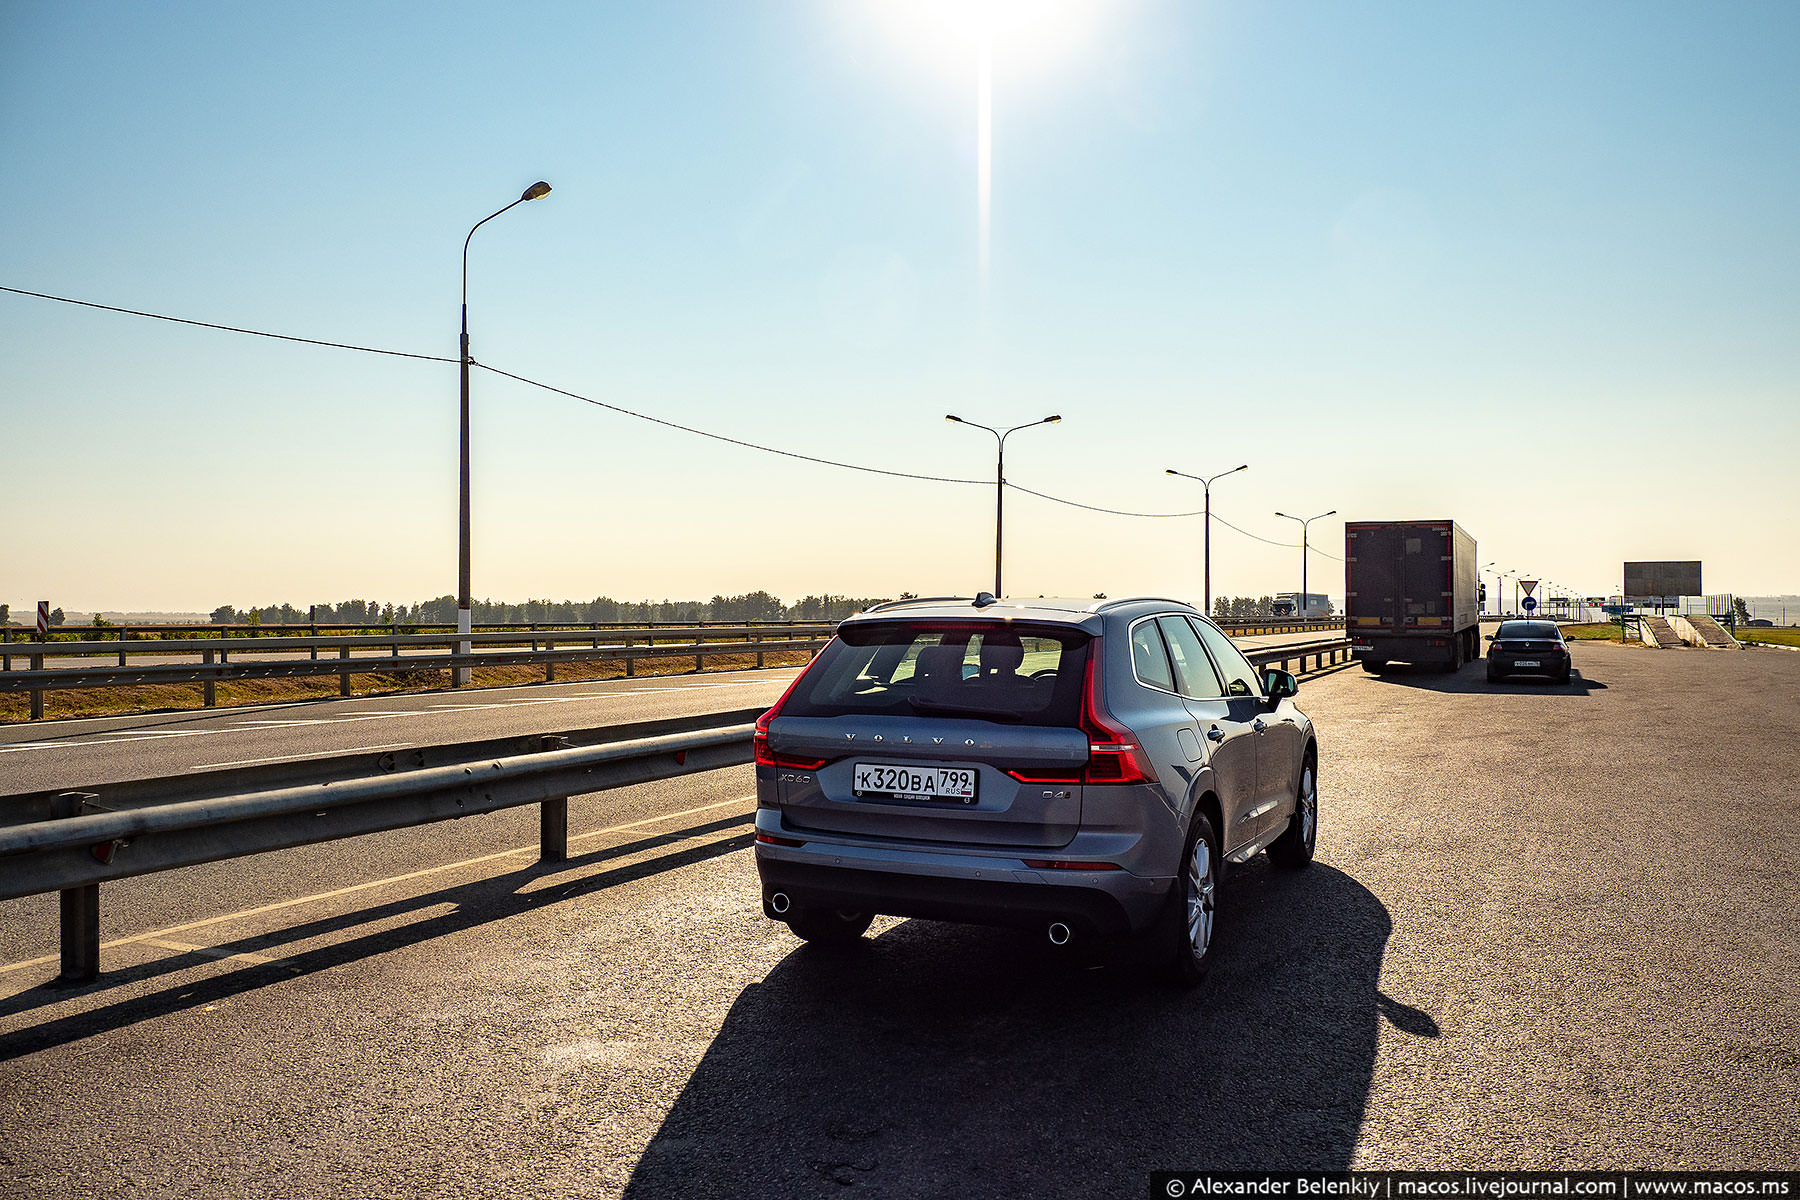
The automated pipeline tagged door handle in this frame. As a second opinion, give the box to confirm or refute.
[1206,727,1224,742]
[1252,719,1267,732]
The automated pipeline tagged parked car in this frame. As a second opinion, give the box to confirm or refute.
[1485,620,1571,683]
[1748,619,1775,628]
[753,595,1319,984]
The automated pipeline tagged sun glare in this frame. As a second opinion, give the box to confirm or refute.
[863,0,1109,292]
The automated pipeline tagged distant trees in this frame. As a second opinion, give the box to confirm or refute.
[198,591,900,627]
[1213,596,1279,620]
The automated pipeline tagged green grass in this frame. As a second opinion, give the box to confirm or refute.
[1560,622,1630,641]
[1735,626,1800,647]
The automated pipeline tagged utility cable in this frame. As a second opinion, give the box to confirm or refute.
[0,284,458,363]
[474,361,987,486]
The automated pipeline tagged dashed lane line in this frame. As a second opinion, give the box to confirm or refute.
[0,794,757,977]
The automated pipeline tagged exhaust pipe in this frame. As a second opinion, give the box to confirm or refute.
[769,892,791,915]
[1047,921,1072,947]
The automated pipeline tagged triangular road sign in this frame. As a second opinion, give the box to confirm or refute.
[1518,580,1538,596]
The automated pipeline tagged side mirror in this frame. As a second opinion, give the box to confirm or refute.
[1262,669,1299,701]
[1483,634,1494,641]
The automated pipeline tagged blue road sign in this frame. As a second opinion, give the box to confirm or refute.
[1521,596,1538,612]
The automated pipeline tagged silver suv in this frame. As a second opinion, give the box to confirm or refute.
[753,595,1318,983]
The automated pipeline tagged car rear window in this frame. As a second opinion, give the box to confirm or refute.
[780,621,1091,726]
[1498,622,1560,639]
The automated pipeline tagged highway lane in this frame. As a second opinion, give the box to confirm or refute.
[2,638,1797,1195]
[0,668,801,795]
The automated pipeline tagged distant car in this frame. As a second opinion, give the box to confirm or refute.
[753,595,1318,985]
[1748,619,1774,628]
[1486,620,1571,684]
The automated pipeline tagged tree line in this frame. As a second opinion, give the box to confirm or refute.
[206,592,902,627]
[1212,595,1336,620]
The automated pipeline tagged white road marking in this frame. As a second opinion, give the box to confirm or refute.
[0,794,757,977]
[186,743,413,771]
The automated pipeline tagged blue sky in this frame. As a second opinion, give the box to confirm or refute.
[3,0,1796,612]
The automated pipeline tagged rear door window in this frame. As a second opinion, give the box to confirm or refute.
[1129,620,1177,692]
[1189,617,1264,698]
[781,622,1090,726]
[1159,615,1225,699]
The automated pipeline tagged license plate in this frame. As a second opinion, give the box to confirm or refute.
[1514,660,1540,667]
[852,762,978,804]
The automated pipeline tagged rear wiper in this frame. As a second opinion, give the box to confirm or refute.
[905,697,1024,723]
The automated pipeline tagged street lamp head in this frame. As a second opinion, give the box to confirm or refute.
[945,414,963,424]
[1274,511,1292,519]
[521,181,552,201]
[1043,414,1062,424]
[1232,464,1248,473]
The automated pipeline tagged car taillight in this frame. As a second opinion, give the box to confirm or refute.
[753,662,829,770]
[1078,643,1157,786]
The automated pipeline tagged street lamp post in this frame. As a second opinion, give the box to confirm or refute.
[1166,464,1248,617]
[1274,509,1336,618]
[457,181,551,684]
[945,414,1061,598]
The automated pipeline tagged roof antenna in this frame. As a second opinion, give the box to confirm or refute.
[973,592,998,608]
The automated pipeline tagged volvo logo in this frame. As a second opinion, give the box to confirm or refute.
[845,733,855,740]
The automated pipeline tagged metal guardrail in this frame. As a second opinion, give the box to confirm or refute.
[1243,637,1354,675]
[0,624,835,719]
[0,707,766,983]
[0,617,1339,720]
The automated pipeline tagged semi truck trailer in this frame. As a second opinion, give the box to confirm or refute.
[1344,520,1480,671]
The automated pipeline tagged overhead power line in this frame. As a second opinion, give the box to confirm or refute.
[0,284,458,363]
[474,362,988,487]
[2,281,1346,555]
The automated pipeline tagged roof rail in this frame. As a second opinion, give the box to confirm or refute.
[861,595,973,613]
[1087,596,1197,613]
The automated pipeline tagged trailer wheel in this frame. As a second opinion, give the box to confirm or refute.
[1362,659,1386,674]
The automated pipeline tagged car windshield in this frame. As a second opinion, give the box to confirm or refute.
[1497,622,1560,639]
[780,621,1090,726]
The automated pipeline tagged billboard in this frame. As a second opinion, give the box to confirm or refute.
[1624,561,1702,598]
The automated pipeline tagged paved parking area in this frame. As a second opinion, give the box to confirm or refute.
[2,639,1796,1196]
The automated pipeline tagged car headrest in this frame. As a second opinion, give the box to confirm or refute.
[979,633,1023,673]
[914,644,964,683]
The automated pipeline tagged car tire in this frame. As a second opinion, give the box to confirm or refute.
[1151,810,1220,987]
[1557,665,1572,684]
[1362,659,1386,674]
[785,906,873,946]
[1486,664,1502,683]
[1268,757,1317,870]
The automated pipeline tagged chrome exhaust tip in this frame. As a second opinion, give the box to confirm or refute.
[1047,921,1072,947]
[769,892,791,915]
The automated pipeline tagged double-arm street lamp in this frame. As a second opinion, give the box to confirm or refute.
[946,413,1061,598]
[456,181,551,683]
[1167,464,1248,617]
[1274,509,1336,618]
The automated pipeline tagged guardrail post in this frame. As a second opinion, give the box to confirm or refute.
[201,650,216,707]
[29,652,45,720]
[339,645,351,696]
[695,639,704,673]
[756,632,764,669]
[540,797,568,862]
[55,793,101,985]
[545,655,556,682]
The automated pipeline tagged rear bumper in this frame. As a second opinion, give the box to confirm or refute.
[1349,633,1464,665]
[1488,652,1569,677]
[756,857,1139,940]
[752,810,1169,939]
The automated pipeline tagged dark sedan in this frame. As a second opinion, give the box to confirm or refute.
[1486,620,1571,683]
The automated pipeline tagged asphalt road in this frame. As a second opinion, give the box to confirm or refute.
[3,638,1796,1196]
